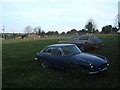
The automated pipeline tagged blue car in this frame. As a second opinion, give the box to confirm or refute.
[35,44,109,74]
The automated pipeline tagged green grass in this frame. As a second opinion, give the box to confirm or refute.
[2,34,119,88]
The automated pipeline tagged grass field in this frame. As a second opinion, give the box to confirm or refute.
[2,34,119,88]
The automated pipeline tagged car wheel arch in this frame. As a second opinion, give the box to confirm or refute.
[69,63,84,69]
[41,58,49,68]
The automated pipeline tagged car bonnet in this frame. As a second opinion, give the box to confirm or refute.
[71,52,107,67]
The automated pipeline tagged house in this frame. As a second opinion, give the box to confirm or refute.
[117,29,120,34]
[28,34,38,38]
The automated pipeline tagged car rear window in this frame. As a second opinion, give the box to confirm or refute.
[71,37,79,41]
[79,36,88,40]
[90,36,102,43]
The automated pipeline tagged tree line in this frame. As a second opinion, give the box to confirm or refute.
[24,18,119,35]
[1,18,119,39]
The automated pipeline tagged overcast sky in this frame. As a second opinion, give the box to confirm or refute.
[1,0,119,33]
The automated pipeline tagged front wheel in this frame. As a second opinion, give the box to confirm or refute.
[67,64,84,75]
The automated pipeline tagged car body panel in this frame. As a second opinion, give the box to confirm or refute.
[70,53,107,67]
[44,53,69,68]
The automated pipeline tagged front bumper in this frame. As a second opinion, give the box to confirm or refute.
[88,66,108,74]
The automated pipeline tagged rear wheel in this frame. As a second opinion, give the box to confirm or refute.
[41,60,48,68]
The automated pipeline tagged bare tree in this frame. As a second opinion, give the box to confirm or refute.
[37,26,41,35]
[33,27,38,34]
[24,26,32,34]
[33,26,41,34]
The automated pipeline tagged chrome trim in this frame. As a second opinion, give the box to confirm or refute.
[100,67,107,71]
[88,67,108,74]
[107,64,109,66]
[89,63,94,68]
[90,65,93,68]
[89,63,92,66]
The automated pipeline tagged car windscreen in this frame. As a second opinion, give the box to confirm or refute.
[60,45,81,56]
[90,36,102,43]
[71,37,79,41]
[79,36,88,40]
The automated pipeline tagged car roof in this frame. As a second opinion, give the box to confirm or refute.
[47,44,75,47]
[73,35,96,38]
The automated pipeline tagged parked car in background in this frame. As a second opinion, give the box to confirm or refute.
[35,44,109,74]
[59,35,103,51]
[17,34,28,39]
[17,36,23,39]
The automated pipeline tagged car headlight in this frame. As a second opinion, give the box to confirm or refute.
[89,63,94,68]
[90,65,94,68]
[107,63,109,66]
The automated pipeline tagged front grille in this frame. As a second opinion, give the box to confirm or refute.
[97,63,107,70]
[89,63,107,72]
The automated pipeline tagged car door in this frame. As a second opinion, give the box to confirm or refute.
[50,47,69,69]
[79,36,91,49]
[43,47,68,69]
[42,47,55,66]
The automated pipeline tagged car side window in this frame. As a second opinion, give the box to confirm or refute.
[72,37,79,41]
[84,37,88,40]
[79,37,84,40]
[44,47,62,56]
[44,47,52,53]
[51,47,62,56]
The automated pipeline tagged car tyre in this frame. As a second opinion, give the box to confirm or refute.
[41,60,48,68]
[67,64,83,75]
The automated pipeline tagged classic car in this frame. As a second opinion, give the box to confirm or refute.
[59,35,103,51]
[35,44,109,74]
